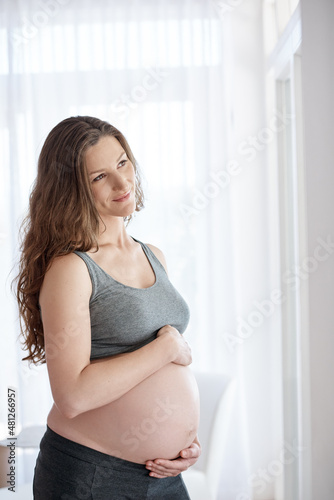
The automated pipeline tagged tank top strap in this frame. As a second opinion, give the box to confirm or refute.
[72,250,101,299]
[73,238,167,300]
[130,237,167,277]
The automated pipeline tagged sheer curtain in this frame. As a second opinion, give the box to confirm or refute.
[1,1,283,498]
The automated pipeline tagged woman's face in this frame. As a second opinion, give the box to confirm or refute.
[85,136,136,219]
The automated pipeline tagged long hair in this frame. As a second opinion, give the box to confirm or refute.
[15,116,144,365]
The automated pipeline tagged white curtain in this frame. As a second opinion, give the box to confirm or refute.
[1,1,283,498]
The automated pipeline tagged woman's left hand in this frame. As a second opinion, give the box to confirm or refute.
[145,436,201,478]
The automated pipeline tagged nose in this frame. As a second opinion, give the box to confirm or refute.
[109,171,129,192]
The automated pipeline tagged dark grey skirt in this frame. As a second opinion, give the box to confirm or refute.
[33,426,191,500]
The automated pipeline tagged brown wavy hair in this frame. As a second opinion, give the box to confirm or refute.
[15,116,144,365]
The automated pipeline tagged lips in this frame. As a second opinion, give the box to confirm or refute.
[113,190,131,202]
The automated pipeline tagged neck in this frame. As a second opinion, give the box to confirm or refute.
[95,216,132,249]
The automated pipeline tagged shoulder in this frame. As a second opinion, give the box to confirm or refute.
[45,252,89,278]
[40,252,92,301]
[145,243,168,274]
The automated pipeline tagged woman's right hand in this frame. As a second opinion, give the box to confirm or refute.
[156,325,192,366]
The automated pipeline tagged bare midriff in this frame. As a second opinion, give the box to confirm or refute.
[47,361,200,464]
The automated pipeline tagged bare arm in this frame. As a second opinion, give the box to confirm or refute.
[40,253,191,419]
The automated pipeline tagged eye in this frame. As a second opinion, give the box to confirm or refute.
[118,159,128,168]
[92,173,105,182]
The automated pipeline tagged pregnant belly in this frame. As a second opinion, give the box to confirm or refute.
[48,363,200,464]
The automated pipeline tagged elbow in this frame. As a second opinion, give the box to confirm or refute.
[60,405,80,420]
[54,394,84,419]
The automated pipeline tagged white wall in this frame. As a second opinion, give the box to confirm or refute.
[301,0,334,497]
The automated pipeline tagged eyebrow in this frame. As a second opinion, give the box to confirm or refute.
[88,151,127,176]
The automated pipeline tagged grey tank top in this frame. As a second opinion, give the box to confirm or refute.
[74,237,190,360]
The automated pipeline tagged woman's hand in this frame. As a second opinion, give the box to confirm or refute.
[156,325,192,366]
[145,436,201,478]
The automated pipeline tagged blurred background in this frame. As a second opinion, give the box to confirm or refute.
[1,0,333,499]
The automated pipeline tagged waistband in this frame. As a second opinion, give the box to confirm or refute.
[42,426,147,472]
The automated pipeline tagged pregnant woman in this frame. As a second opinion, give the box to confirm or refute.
[16,116,200,499]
